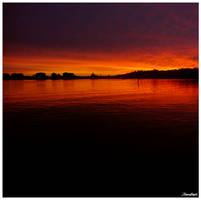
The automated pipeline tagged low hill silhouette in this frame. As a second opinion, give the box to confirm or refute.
[114,68,198,79]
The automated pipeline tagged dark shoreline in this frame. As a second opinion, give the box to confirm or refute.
[3,68,198,80]
[3,78,199,80]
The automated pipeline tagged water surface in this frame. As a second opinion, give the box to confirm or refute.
[4,79,198,147]
[3,79,198,196]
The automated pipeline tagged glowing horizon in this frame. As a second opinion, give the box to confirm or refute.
[3,3,198,76]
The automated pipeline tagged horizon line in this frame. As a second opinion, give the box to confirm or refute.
[3,67,199,77]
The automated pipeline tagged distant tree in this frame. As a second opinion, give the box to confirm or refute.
[11,73,24,80]
[57,74,62,79]
[3,73,10,80]
[90,73,97,79]
[51,73,57,80]
[63,72,75,79]
[35,73,47,80]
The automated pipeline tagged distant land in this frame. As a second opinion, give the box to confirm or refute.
[3,68,198,80]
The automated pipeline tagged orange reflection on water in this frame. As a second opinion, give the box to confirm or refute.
[3,79,198,112]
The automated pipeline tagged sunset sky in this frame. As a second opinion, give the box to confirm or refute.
[3,3,198,76]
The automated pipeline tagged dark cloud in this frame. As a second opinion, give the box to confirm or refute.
[3,3,198,54]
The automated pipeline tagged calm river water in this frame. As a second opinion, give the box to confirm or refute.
[4,79,198,146]
[3,79,198,197]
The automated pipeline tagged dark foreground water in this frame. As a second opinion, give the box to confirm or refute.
[3,79,198,197]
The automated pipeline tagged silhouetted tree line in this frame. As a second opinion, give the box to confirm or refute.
[3,72,107,80]
[3,68,198,80]
[3,72,78,80]
[115,68,198,79]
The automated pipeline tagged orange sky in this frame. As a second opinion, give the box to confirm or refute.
[3,46,198,76]
[3,3,198,76]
